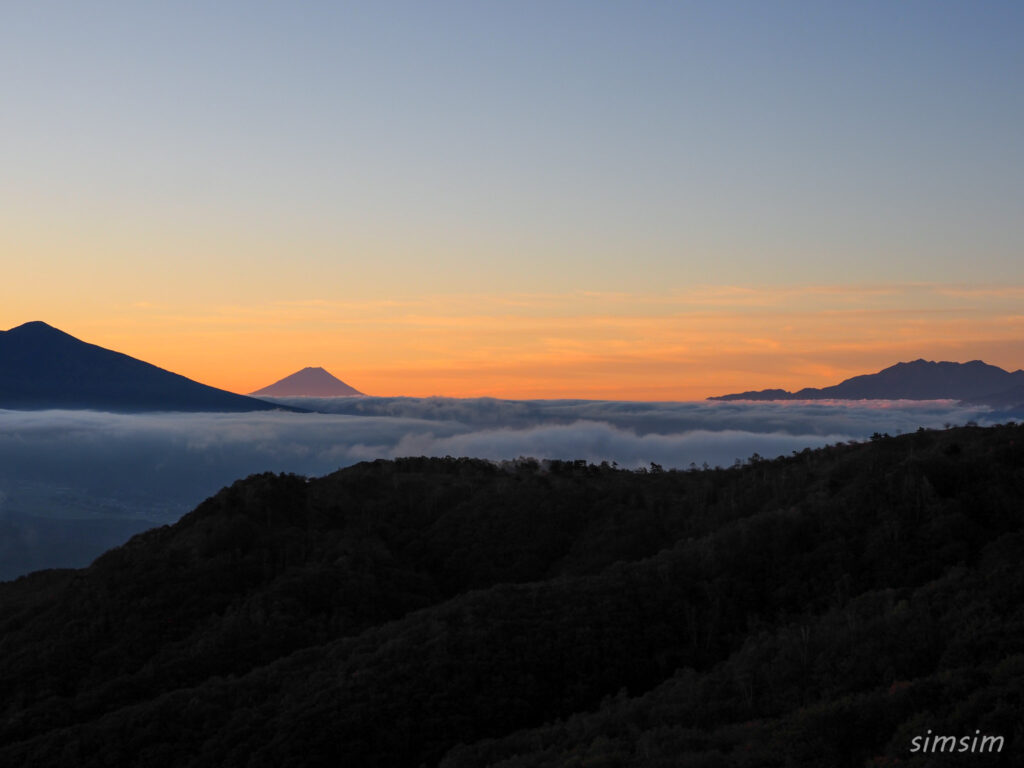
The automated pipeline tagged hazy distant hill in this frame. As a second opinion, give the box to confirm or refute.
[1,425,1022,766]
[0,321,298,412]
[966,383,1024,410]
[0,511,157,581]
[250,366,363,397]
[711,358,1024,403]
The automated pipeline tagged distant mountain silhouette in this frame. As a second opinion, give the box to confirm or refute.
[250,366,363,397]
[0,321,300,412]
[710,359,1024,402]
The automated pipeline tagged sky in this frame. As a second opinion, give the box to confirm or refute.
[2,1,1022,398]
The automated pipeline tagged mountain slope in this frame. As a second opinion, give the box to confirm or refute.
[711,358,1024,402]
[967,383,1024,410]
[250,366,363,396]
[1,426,1022,766]
[0,321,298,412]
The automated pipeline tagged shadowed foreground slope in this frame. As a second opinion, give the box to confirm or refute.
[1,425,1022,766]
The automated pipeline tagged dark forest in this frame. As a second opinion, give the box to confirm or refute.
[1,423,1022,766]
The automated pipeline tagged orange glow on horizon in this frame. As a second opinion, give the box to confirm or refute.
[7,284,1024,401]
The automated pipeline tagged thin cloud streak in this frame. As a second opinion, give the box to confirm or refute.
[78,284,1024,397]
[20,282,1024,399]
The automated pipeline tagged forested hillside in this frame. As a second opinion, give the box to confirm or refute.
[1,424,1022,766]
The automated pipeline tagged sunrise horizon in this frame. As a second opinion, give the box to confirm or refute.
[3,5,1024,761]
[5,3,1022,403]
[6,277,1024,401]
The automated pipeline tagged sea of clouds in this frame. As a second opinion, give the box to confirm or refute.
[0,397,1007,578]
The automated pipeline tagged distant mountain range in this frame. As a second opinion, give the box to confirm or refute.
[710,359,1024,406]
[250,366,363,397]
[0,321,298,412]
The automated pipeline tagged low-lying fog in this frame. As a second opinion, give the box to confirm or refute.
[0,397,1006,579]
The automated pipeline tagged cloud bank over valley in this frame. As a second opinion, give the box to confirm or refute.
[0,397,1003,578]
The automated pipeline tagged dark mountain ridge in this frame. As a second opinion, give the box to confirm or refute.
[711,358,1024,404]
[0,321,299,412]
[1,424,1022,765]
[250,366,363,397]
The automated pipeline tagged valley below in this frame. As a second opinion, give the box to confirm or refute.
[1,423,1021,766]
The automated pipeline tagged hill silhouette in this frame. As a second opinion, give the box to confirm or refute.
[1,424,1022,765]
[250,366,363,397]
[711,358,1024,403]
[0,321,299,412]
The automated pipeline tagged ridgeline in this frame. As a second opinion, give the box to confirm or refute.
[1,424,1022,766]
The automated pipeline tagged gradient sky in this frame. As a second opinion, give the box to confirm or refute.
[2,1,1022,398]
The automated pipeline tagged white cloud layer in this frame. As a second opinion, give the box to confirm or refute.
[0,397,1003,579]
[0,397,1000,517]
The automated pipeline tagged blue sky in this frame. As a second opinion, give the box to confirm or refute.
[2,1,1022,396]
